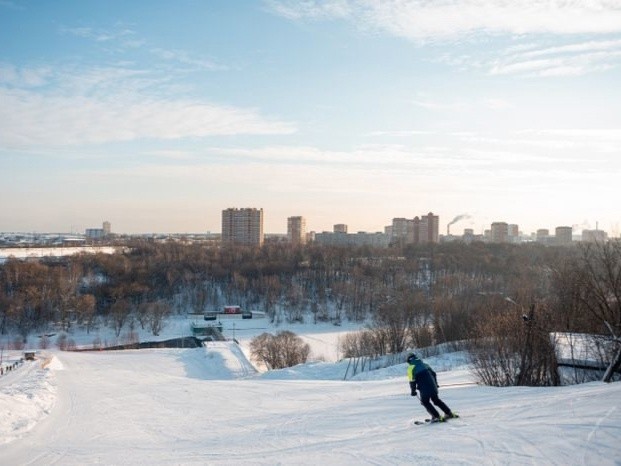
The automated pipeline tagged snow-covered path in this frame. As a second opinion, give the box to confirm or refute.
[1,347,620,465]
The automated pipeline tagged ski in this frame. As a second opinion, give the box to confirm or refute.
[413,413,459,425]
[413,419,432,425]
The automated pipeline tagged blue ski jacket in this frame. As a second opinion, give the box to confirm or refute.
[407,355,438,397]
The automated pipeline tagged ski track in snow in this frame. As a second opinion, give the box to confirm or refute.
[0,344,620,465]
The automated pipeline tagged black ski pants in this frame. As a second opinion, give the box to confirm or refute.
[420,392,451,418]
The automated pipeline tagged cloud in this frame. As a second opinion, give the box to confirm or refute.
[367,129,434,137]
[490,40,621,76]
[269,2,621,76]
[150,48,226,71]
[61,24,224,71]
[412,98,464,111]
[483,98,512,110]
[0,63,52,87]
[0,64,296,149]
[265,0,352,21]
[267,1,621,40]
[60,25,136,43]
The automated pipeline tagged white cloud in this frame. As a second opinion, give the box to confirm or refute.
[367,129,434,137]
[269,1,621,76]
[60,26,136,43]
[412,98,464,111]
[518,128,621,138]
[265,0,353,21]
[0,64,296,149]
[0,63,52,87]
[490,40,621,76]
[268,1,621,40]
[150,48,226,71]
[483,98,512,110]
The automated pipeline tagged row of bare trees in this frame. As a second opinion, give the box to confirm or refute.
[1,238,619,384]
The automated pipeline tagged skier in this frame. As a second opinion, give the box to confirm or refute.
[407,353,456,422]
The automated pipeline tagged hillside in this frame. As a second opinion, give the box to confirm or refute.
[1,340,620,465]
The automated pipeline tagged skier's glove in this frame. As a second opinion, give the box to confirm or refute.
[411,390,417,397]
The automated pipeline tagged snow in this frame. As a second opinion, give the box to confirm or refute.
[1,321,621,465]
[0,246,117,263]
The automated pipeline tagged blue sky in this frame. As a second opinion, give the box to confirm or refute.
[1,0,620,235]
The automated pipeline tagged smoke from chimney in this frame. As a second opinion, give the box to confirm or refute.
[447,214,472,236]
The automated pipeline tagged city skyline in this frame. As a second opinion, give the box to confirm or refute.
[1,1,620,236]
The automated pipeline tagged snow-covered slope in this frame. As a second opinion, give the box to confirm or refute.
[0,346,619,465]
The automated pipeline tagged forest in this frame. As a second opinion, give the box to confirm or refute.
[1,239,620,385]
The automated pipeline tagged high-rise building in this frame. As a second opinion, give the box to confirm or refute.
[333,224,348,233]
[555,226,573,246]
[508,224,519,242]
[85,220,111,239]
[221,208,264,246]
[536,229,550,243]
[490,222,509,243]
[391,218,414,245]
[287,216,307,245]
[582,229,608,243]
[419,212,439,244]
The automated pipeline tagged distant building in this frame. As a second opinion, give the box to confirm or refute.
[287,216,307,245]
[333,224,348,234]
[85,221,111,239]
[582,229,608,243]
[314,230,389,247]
[555,226,573,246]
[391,218,414,245]
[536,229,550,244]
[462,228,476,244]
[390,212,439,245]
[222,208,264,246]
[419,212,439,244]
[508,224,520,243]
[85,228,104,239]
[490,222,509,243]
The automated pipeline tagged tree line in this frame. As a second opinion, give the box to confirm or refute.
[0,239,619,384]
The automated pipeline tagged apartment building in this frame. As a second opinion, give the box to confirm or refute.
[490,222,509,243]
[221,208,264,246]
[555,226,573,246]
[287,216,307,245]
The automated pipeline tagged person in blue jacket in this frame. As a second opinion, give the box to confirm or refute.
[407,353,456,422]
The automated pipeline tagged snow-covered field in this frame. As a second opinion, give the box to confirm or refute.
[0,246,117,263]
[1,319,620,465]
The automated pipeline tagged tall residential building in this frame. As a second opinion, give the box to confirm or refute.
[490,222,509,243]
[85,220,110,239]
[508,224,519,242]
[419,212,439,244]
[536,229,550,243]
[582,229,608,243]
[221,208,264,246]
[333,224,348,233]
[555,226,573,246]
[287,216,307,245]
[391,218,414,245]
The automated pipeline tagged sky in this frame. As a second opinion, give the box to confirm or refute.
[1,0,620,236]
[1,320,620,464]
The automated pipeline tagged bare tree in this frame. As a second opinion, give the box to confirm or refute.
[468,296,560,387]
[148,301,171,336]
[110,299,131,337]
[249,331,310,369]
[574,241,621,382]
